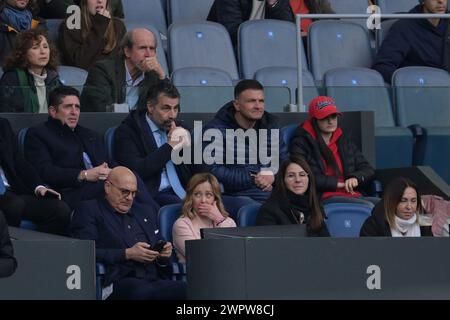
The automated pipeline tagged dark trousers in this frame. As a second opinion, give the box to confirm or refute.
[0,190,71,235]
[108,277,186,300]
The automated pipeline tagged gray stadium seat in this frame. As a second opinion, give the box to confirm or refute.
[254,66,318,105]
[377,0,418,13]
[172,67,233,86]
[328,0,372,29]
[325,67,414,168]
[376,19,397,49]
[238,19,308,79]
[45,19,63,45]
[123,22,169,75]
[308,20,373,84]
[58,65,88,93]
[169,21,239,80]
[393,66,450,183]
[122,0,167,40]
[168,0,214,25]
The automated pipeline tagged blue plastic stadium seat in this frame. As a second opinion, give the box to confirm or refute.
[104,126,117,162]
[237,203,262,227]
[324,203,372,237]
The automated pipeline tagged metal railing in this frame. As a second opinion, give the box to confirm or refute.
[295,13,450,110]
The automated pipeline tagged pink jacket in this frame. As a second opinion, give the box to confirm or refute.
[421,195,450,236]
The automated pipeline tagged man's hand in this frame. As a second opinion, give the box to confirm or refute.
[139,56,166,79]
[36,186,61,200]
[83,162,111,182]
[254,171,274,192]
[158,242,173,259]
[125,242,159,263]
[167,122,190,150]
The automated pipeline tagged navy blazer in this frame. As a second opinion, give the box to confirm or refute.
[115,110,191,197]
[0,117,42,195]
[71,198,170,286]
[24,117,109,191]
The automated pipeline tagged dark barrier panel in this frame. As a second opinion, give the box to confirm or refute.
[376,166,450,200]
[0,228,95,300]
[1,111,375,167]
[187,230,450,299]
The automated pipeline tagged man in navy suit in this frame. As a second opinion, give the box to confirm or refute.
[115,80,191,206]
[24,86,113,210]
[71,166,186,300]
[0,117,70,235]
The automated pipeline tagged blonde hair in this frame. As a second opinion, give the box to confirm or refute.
[181,173,228,220]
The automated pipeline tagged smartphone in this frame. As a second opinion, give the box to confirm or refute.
[152,240,167,253]
[43,191,59,199]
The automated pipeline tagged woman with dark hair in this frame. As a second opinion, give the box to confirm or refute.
[172,173,236,263]
[290,96,378,206]
[0,0,44,65]
[59,0,126,70]
[360,177,433,237]
[0,28,60,112]
[256,156,329,236]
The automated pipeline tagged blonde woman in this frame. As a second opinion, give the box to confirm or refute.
[172,173,236,263]
[59,0,126,70]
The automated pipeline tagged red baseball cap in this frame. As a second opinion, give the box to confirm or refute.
[308,96,342,120]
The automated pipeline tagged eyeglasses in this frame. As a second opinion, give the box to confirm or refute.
[107,180,138,198]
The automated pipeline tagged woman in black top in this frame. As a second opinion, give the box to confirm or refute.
[256,155,329,236]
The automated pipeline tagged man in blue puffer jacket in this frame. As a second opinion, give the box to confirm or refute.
[202,80,286,202]
[372,0,449,83]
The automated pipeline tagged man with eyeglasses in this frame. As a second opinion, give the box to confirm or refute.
[71,166,185,300]
[81,27,167,112]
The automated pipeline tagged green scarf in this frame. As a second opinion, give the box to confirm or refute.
[17,69,39,113]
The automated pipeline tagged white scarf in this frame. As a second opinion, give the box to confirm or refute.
[391,214,421,237]
[28,69,48,113]
[250,0,266,20]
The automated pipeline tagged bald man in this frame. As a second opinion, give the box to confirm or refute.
[81,28,167,112]
[71,167,185,300]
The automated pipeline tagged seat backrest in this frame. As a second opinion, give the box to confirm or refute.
[392,67,450,127]
[377,0,418,13]
[325,67,395,126]
[45,19,63,45]
[327,0,372,29]
[19,219,37,231]
[58,66,88,93]
[122,0,167,38]
[17,127,28,156]
[123,22,169,76]
[169,21,239,80]
[168,0,214,25]
[237,203,262,227]
[104,126,117,162]
[377,19,397,49]
[280,124,298,156]
[254,66,318,105]
[238,19,307,79]
[172,67,233,86]
[158,203,182,242]
[324,203,372,237]
[308,20,373,83]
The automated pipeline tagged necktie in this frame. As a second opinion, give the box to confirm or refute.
[160,130,186,199]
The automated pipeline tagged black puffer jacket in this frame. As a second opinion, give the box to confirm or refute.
[290,124,375,194]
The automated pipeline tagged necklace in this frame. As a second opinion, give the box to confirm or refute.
[290,208,305,224]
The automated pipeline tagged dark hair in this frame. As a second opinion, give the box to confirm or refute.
[4,28,59,71]
[311,118,342,177]
[273,155,325,231]
[234,79,263,99]
[382,177,423,228]
[48,86,80,108]
[143,79,180,110]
